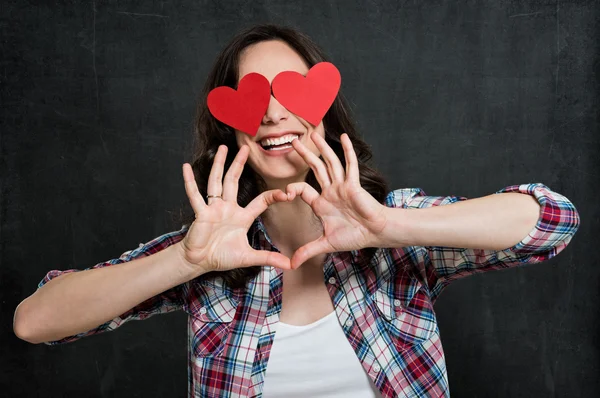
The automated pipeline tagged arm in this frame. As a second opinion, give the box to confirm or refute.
[377,183,581,301]
[380,191,542,251]
[13,225,202,345]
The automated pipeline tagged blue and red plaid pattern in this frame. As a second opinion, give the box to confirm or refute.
[37,183,580,397]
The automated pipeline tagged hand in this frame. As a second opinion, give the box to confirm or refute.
[178,144,293,274]
[285,132,388,269]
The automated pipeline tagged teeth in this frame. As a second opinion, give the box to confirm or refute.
[260,134,299,147]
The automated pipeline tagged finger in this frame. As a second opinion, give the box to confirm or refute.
[244,189,290,219]
[207,145,227,202]
[290,135,331,188]
[284,182,320,207]
[310,132,346,183]
[341,133,360,185]
[244,250,292,270]
[290,237,331,270]
[222,145,249,202]
[182,163,206,214]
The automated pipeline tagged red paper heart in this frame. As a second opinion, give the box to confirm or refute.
[271,62,341,126]
[207,73,271,137]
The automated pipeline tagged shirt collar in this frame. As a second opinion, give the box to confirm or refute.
[252,214,278,251]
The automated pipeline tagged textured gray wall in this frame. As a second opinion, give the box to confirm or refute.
[2,1,597,396]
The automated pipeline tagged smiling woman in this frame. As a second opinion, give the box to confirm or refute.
[14,23,581,398]
[186,25,391,291]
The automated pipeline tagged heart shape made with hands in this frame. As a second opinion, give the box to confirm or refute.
[206,62,341,137]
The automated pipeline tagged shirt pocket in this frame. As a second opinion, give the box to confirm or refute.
[370,276,437,352]
[183,281,239,359]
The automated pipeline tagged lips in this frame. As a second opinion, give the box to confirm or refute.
[256,133,302,156]
[257,140,296,156]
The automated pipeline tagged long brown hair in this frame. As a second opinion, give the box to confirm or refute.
[178,23,390,290]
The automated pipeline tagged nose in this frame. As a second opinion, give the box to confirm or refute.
[262,95,289,125]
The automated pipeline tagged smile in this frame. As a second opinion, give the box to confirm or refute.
[257,134,300,156]
[259,134,300,150]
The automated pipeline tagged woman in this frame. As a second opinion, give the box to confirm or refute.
[14,24,580,397]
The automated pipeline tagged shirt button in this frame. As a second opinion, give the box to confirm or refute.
[328,277,336,285]
[393,299,401,307]
[139,243,144,248]
[199,307,207,314]
[345,319,352,327]
[373,363,381,373]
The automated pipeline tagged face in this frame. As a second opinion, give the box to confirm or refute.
[234,40,326,190]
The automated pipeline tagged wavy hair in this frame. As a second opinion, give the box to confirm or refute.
[178,23,390,290]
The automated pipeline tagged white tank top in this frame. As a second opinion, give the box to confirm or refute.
[262,310,383,398]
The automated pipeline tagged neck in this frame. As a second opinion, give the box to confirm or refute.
[262,197,322,252]
[256,173,326,269]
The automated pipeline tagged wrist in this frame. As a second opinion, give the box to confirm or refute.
[172,242,208,281]
[376,207,412,248]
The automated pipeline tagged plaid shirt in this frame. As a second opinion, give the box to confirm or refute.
[38,183,580,397]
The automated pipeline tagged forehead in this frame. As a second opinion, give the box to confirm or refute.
[238,40,309,83]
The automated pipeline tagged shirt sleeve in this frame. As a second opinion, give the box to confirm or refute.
[387,183,581,302]
[36,225,190,346]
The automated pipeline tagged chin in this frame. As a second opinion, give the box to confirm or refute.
[262,170,302,183]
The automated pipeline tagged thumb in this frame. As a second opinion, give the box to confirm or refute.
[290,237,330,270]
[243,249,292,270]
[245,189,289,219]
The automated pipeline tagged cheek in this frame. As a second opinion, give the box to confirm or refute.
[295,117,326,142]
[310,123,326,149]
[316,123,326,139]
[234,131,253,148]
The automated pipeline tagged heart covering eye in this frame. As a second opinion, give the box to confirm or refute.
[271,62,341,126]
[206,73,271,137]
[206,62,341,136]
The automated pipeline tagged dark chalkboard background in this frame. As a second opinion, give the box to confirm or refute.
[2,1,598,397]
